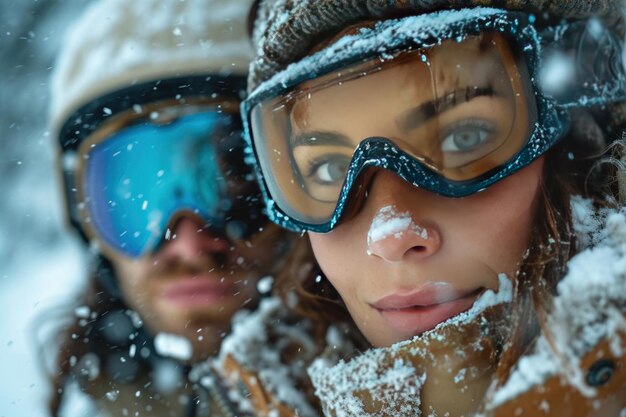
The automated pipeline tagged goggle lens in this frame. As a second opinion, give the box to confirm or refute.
[80,108,261,257]
[251,33,537,227]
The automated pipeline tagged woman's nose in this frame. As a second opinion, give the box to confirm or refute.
[363,171,442,263]
[160,215,230,261]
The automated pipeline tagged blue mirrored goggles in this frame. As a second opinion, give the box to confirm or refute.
[242,8,626,233]
[63,96,268,259]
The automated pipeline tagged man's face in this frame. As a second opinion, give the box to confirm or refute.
[110,216,284,361]
[73,100,290,361]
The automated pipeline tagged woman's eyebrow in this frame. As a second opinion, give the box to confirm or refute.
[290,131,353,147]
[396,86,495,132]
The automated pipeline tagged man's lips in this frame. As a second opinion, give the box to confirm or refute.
[371,284,485,336]
[160,277,237,306]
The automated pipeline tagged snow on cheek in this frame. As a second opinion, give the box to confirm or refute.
[367,205,428,255]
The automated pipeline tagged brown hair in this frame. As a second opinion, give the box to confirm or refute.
[495,108,622,382]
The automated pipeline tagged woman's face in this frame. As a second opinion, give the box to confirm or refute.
[296,34,544,347]
[309,163,543,347]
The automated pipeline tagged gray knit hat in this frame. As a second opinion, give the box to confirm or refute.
[248,0,625,92]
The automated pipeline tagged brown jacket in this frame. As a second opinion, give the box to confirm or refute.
[195,213,626,417]
[198,303,625,417]
[192,297,327,417]
[195,310,625,417]
[489,334,626,417]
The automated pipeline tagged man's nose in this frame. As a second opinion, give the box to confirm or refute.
[363,170,442,263]
[160,214,230,262]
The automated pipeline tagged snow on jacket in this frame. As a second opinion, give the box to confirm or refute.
[190,199,626,417]
[190,297,332,417]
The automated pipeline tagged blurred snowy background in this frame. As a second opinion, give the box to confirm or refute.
[1,1,90,416]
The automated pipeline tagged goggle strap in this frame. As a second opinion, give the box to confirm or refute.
[540,20,626,107]
[59,74,246,151]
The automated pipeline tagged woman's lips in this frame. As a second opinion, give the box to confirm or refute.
[372,284,484,336]
[160,277,236,307]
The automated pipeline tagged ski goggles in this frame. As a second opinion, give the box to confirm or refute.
[59,76,268,258]
[242,8,626,233]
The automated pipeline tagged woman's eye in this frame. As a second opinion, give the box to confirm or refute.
[441,124,492,153]
[309,156,350,185]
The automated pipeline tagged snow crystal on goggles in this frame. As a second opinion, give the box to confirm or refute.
[59,76,267,258]
[242,8,626,233]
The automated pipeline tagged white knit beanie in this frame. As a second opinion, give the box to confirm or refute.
[50,0,253,136]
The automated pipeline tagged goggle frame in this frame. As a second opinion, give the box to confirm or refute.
[241,9,582,233]
[58,75,256,258]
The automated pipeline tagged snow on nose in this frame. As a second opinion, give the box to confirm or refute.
[367,205,430,258]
